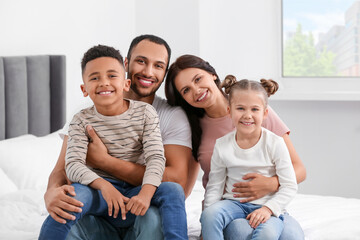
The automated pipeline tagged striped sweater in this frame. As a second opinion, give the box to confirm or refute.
[65,99,165,187]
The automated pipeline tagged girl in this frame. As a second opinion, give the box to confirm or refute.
[165,54,305,239]
[200,76,298,239]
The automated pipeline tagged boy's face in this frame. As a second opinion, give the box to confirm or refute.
[125,40,168,98]
[81,57,130,109]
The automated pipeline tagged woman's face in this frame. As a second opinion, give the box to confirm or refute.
[174,68,219,108]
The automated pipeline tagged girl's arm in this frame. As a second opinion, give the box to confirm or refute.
[232,134,306,202]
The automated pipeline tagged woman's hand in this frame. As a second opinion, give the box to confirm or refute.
[232,173,279,203]
[86,125,109,169]
[246,206,272,228]
[44,185,84,224]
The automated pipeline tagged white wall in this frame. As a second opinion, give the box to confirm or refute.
[1,0,359,198]
[0,0,136,118]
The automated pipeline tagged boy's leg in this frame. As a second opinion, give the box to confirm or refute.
[251,216,284,240]
[150,182,187,240]
[39,183,109,240]
[200,200,248,240]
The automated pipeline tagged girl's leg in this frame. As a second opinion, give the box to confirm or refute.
[200,200,248,240]
[279,213,305,240]
[251,216,284,240]
[224,218,252,240]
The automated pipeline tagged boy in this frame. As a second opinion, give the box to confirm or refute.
[39,45,187,240]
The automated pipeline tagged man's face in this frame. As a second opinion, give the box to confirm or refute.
[125,40,168,98]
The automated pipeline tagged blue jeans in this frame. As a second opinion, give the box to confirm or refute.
[200,200,284,240]
[65,206,163,240]
[39,180,187,240]
[224,212,304,240]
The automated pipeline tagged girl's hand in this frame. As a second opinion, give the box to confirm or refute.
[100,182,129,220]
[246,206,272,228]
[232,173,279,202]
[126,184,155,216]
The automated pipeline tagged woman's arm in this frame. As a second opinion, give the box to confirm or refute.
[44,136,83,224]
[282,134,306,183]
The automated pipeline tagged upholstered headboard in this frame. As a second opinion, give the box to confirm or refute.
[0,55,66,140]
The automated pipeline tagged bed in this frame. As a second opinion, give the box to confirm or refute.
[1,55,360,240]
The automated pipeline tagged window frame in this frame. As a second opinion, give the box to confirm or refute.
[275,0,360,101]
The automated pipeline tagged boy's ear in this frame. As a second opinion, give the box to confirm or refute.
[227,105,231,114]
[123,78,131,92]
[80,84,88,97]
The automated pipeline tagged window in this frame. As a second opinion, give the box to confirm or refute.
[282,0,360,77]
[278,0,360,101]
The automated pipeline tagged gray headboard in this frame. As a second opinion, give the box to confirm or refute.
[0,55,66,140]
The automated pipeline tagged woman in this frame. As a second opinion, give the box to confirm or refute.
[165,55,306,239]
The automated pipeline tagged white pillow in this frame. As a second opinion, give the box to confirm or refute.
[0,168,18,197]
[0,131,63,192]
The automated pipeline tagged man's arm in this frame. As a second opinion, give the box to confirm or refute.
[85,126,193,196]
[44,136,83,224]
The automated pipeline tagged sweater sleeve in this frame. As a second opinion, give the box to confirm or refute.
[142,104,166,187]
[263,138,298,217]
[204,141,227,209]
[65,113,100,185]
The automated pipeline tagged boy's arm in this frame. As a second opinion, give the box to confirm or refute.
[44,136,83,224]
[90,178,129,220]
[85,127,193,196]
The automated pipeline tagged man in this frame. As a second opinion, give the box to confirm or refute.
[44,35,199,239]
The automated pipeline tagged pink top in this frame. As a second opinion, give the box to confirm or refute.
[198,106,290,188]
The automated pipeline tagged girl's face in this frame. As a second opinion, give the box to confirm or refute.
[174,68,219,109]
[228,89,268,137]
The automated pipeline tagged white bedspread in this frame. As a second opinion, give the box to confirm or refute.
[1,133,360,240]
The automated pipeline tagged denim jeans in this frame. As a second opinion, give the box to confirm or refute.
[65,207,162,240]
[39,180,187,240]
[223,212,304,240]
[200,200,284,240]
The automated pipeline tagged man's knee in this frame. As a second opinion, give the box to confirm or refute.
[133,206,163,239]
[156,182,185,201]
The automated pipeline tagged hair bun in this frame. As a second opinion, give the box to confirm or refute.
[220,75,237,94]
[260,79,279,97]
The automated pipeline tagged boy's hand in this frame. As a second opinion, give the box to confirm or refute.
[246,206,272,228]
[126,184,156,216]
[91,178,129,220]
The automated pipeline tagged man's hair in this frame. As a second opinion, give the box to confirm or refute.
[81,44,124,74]
[127,34,171,70]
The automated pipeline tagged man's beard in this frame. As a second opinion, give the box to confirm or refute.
[127,70,162,98]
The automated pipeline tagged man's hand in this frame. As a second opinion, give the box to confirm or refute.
[246,206,272,228]
[44,185,84,224]
[86,125,108,169]
[126,184,155,216]
[232,173,279,203]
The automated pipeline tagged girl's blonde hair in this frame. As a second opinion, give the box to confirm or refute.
[220,75,279,107]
